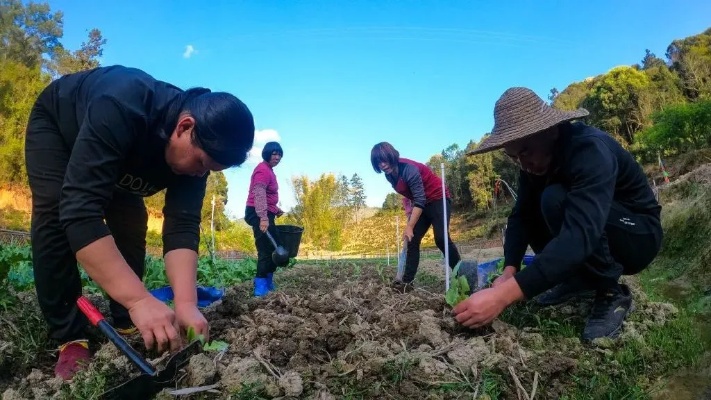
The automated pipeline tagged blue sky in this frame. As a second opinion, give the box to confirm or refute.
[50,0,710,219]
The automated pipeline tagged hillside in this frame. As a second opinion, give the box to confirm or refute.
[0,186,165,233]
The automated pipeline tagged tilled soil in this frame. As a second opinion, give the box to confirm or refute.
[1,263,683,399]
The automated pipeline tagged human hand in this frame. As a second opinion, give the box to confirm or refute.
[453,277,524,328]
[175,302,209,343]
[276,209,284,217]
[452,288,508,329]
[491,266,517,288]
[403,226,414,242]
[128,295,182,353]
[259,219,269,233]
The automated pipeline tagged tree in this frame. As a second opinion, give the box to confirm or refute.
[548,88,559,104]
[640,49,667,70]
[0,0,63,69]
[290,173,345,250]
[581,66,652,144]
[0,1,106,185]
[333,174,353,225]
[382,193,404,211]
[0,60,49,183]
[464,137,497,211]
[666,28,711,100]
[552,79,594,111]
[336,174,350,206]
[636,100,711,161]
[202,171,230,231]
[491,150,520,198]
[50,28,106,77]
[349,173,366,222]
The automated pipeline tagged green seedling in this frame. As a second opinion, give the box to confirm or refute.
[486,258,526,286]
[186,326,229,352]
[445,261,470,307]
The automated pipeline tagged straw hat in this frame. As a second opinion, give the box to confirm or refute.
[467,87,589,155]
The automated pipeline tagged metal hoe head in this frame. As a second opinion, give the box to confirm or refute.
[395,238,407,281]
[100,340,203,400]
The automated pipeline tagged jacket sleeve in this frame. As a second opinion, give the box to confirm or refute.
[250,165,270,220]
[401,164,427,209]
[503,172,532,270]
[162,174,207,255]
[59,96,140,254]
[514,138,617,298]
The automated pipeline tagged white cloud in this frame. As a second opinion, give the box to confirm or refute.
[183,45,196,59]
[255,129,281,143]
[247,129,282,164]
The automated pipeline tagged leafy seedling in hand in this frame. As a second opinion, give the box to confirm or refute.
[186,326,229,352]
[445,261,471,307]
[486,259,526,286]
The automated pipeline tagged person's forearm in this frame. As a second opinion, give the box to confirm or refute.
[407,207,423,229]
[252,184,268,221]
[76,235,150,309]
[498,275,525,305]
[165,249,199,306]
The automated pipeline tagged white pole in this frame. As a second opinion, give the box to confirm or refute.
[396,215,400,255]
[440,163,450,292]
[211,194,216,263]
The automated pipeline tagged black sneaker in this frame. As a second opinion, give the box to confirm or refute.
[582,284,633,342]
[535,276,596,306]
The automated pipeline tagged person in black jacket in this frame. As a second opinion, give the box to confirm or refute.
[24,65,255,379]
[453,87,662,342]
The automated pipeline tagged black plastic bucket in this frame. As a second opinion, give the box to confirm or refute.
[275,225,304,258]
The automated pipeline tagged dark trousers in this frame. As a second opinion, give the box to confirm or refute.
[25,90,148,343]
[244,207,282,278]
[531,184,662,290]
[403,198,461,282]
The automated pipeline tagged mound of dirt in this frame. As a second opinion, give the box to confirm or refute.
[0,264,687,399]
[658,163,711,193]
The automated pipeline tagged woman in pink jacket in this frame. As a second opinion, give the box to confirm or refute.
[245,142,284,296]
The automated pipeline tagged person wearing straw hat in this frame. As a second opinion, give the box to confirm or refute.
[452,87,662,342]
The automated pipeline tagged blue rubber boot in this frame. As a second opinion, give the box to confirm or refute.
[253,277,270,297]
[267,273,277,291]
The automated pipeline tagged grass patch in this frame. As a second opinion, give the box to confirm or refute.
[499,302,582,338]
[0,292,52,380]
[563,309,707,399]
[56,365,108,400]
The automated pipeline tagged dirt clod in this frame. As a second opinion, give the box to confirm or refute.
[278,370,303,397]
[0,263,687,399]
[187,353,217,386]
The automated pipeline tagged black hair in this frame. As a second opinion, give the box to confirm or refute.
[370,142,400,173]
[163,88,255,167]
[261,141,283,162]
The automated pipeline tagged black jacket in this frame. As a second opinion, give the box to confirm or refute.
[507,122,662,297]
[39,65,207,255]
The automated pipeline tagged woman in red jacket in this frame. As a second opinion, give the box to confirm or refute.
[245,142,284,296]
[371,142,461,290]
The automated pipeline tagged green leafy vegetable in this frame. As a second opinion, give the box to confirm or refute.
[203,340,229,352]
[186,326,229,352]
[445,261,471,307]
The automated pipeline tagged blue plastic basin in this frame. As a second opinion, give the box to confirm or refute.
[149,286,224,308]
[476,254,535,288]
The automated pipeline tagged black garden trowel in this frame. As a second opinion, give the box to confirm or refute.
[76,296,202,400]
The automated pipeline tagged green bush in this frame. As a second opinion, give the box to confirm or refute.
[636,100,711,162]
